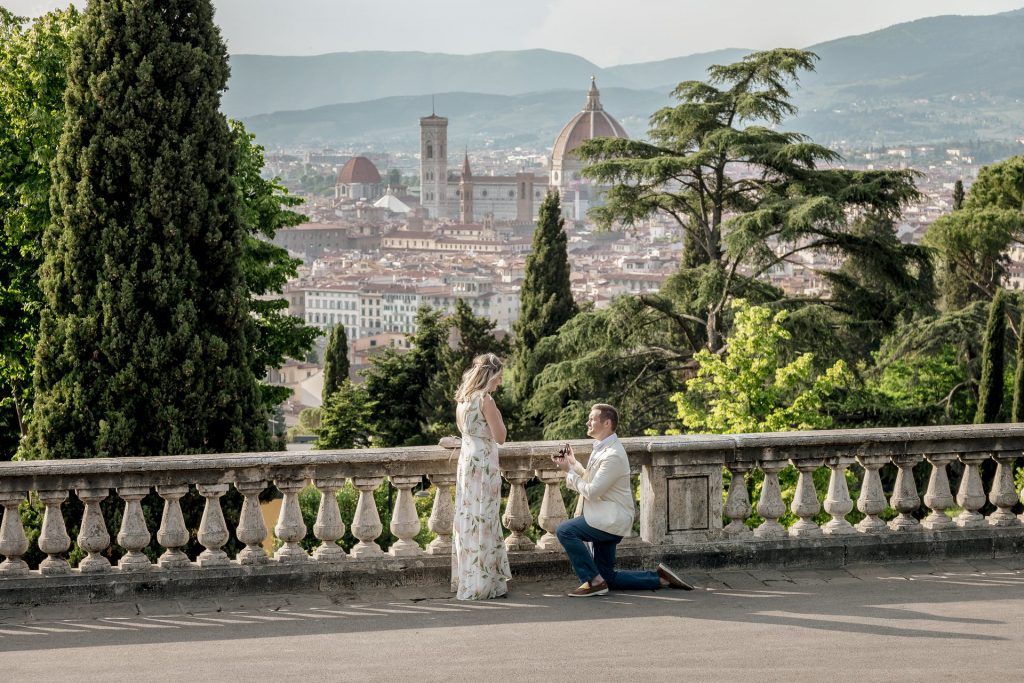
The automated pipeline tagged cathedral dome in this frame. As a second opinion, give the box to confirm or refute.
[337,156,381,184]
[551,77,628,168]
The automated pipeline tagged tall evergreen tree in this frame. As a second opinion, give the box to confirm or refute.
[510,190,577,406]
[1012,306,1024,422]
[23,0,267,459]
[975,289,1007,424]
[952,180,965,211]
[322,323,350,402]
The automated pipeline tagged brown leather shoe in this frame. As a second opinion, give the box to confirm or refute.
[657,563,694,590]
[568,580,609,597]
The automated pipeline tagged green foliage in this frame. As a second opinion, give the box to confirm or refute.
[322,323,350,401]
[952,180,965,211]
[317,381,374,449]
[510,190,577,420]
[22,0,267,459]
[0,7,79,458]
[675,300,852,433]
[925,156,1024,311]
[1013,308,1024,422]
[975,290,1008,423]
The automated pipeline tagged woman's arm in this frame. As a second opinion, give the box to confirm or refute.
[480,394,507,445]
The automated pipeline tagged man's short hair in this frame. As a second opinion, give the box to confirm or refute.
[591,403,619,431]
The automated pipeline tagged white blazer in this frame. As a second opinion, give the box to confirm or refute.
[565,435,635,537]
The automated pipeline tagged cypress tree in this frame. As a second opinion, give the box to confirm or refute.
[1013,301,1024,422]
[952,179,965,211]
[23,0,267,459]
[510,190,577,404]
[975,289,1007,424]
[322,324,350,402]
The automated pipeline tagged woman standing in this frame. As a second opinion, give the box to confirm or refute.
[451,353,511,600]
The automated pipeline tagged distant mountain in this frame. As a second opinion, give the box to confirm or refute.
[236,8,1024,148]
[242,88,670,149]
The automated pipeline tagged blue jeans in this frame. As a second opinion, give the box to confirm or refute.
[555,516,661,590]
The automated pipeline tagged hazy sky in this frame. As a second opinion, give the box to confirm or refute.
[6,0,1024,65]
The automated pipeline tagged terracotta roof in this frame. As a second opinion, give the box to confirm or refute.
[337,156,382,184]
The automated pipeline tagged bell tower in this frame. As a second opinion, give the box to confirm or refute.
[419,104,449,219]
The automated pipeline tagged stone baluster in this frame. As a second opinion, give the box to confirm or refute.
[349,476,384,558]
[234,480,269,565]
[156,484,191,569]
[76,488,112,572]
[312,477,347,561]
[955,453,988,528]
[921,454,957,530]
[789,458,823,538]
[753,460,787,539]
[0,492,30,576]
[196,483,231,567]
[855,455,889,534]
[425,473,456,556]
[988,453,1020,527]
[888,455,922,532]
[723,464,752,538]
[389,475,425,557]
[501,469,536,551]
[535,468,569,550]
[274,478,310,563]
[822,456,856,535]
[37,490,71,575]
[116,486,152,571]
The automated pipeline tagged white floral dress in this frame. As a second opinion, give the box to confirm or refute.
[452,392,511,600]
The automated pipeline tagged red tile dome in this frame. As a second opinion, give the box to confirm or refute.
[337,156,382,184]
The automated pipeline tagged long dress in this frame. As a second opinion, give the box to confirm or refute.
[451,392,511,600]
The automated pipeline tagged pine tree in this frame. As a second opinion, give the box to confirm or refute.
[23,0,267,459]
[975,289,1007,424]
[322,324,350,402]
[510,190,577,406]
[952,179,965,211]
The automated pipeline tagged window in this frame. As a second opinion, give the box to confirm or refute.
[508,190,515,198]
[482,190,488,198]
[426,143,433,159]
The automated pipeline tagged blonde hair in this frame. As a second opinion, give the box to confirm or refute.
[455,353,503,402]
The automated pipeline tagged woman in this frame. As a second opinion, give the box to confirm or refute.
[451,352,511,600]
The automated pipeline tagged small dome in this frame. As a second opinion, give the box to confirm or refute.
[551,77,628,165]
[337,156,381,184]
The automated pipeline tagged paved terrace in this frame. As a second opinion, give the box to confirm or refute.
[1,559,1022,680]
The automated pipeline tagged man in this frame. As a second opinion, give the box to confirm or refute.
[552,403,693,597]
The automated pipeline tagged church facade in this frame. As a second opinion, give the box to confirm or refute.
[419,78,628,223]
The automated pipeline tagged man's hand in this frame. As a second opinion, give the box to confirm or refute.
[551,444,577,473]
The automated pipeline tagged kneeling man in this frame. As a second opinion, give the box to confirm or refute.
[553,403,693,597]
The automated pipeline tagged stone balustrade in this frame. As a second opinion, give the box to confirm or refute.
[0,424,1022,592]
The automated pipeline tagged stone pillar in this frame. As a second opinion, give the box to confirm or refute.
[234,480,269,565]
[535,468,568,550]
[822,456,856,535]
[155,484,191,569]
[312,477,347,561]
[273,478,310,563]
[955,453,988,528]
[426,473,456,556]
[723,465,752,538]
[501,469,536,552]
[196,483,231,567]
[389,475,424,557]
[349,476,385,558]
[116,486,152,572]
[789,458,823,538]
[0,492,30,576]
[888,454,922,532]
[921,453,957,530]
[754,460,787,540]
[855,455,889,534]
[988,453,1020,527]
[76,487,112,572]
[37,489,71,575]
[641,455,723,544]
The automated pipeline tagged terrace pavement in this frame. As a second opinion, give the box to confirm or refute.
[1,558,1022,681]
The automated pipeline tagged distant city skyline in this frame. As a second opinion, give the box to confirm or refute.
[6,1,1024,65]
